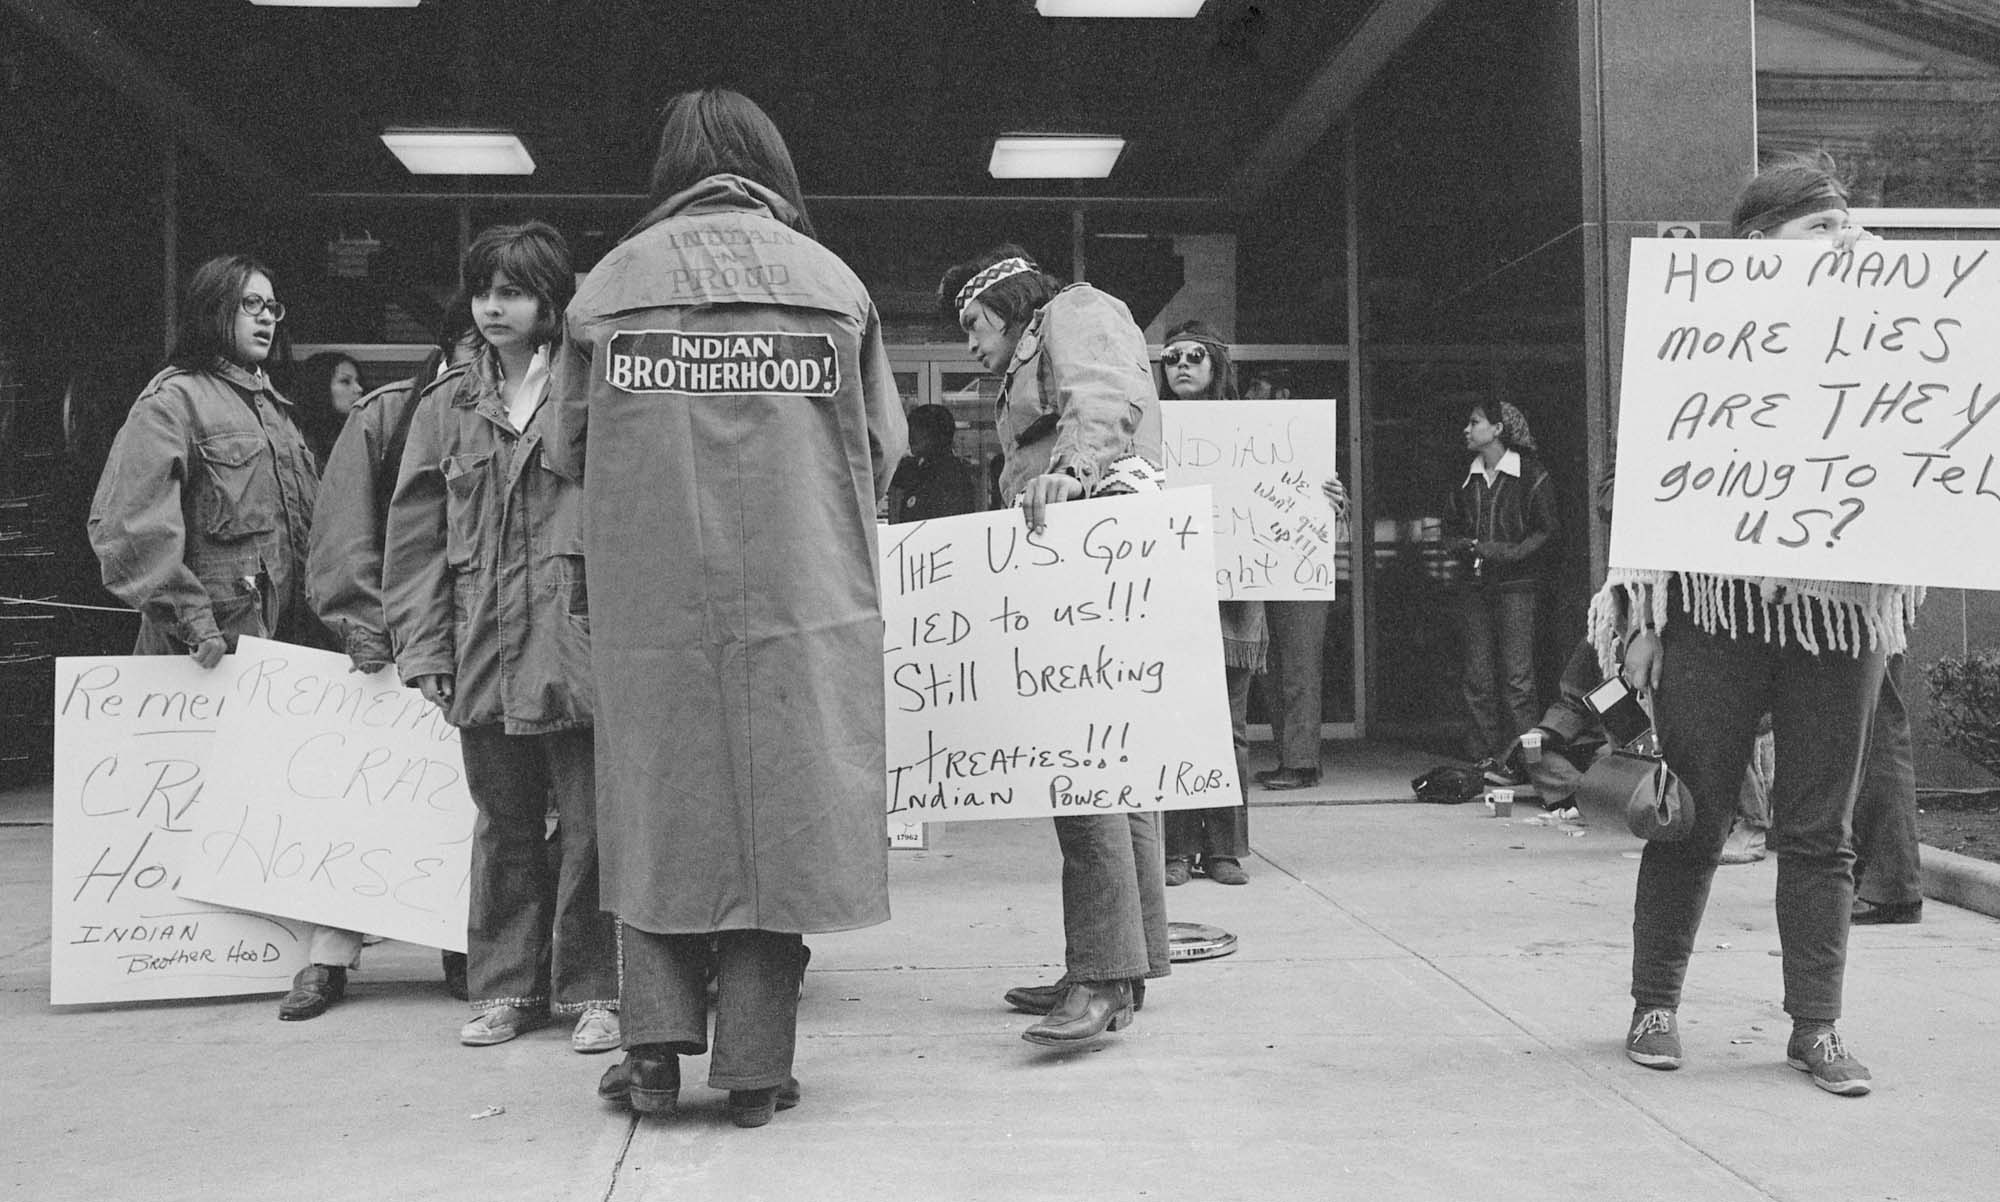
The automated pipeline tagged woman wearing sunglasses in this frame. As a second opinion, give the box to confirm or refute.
[90,253,324,670]
[1155,320,1256,887]
[941,245,1169,1047]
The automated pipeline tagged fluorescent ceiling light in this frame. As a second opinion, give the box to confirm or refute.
[381,130,535,175]
[989,135,1127,179]
[1036,1,1207,16]
[251,2,422,8]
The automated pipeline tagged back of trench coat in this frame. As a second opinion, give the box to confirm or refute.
[550,175,906,935]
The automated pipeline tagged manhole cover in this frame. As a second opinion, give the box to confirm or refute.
[1168,921,1238,962]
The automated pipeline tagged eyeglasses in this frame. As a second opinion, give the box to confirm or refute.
[1161,345,1208,368]
[239,294,287,322]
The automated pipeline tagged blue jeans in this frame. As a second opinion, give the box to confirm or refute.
[460,725,617,1014]
[1853,655,1922,907]
[1056,812,1170,984]
[619,925,801,1090]
[1262,600,1330,769]
[1633,621,1885,1022]
[1167,664,1251,862]
[1461,587,1539,761]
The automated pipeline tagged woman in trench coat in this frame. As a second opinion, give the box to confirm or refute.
[553,88,906,1128]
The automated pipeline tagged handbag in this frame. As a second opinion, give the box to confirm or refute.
[1625,756,1694,841]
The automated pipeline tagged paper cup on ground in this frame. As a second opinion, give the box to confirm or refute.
[1489,788,1514,817]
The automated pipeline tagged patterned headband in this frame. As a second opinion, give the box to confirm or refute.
[955,257,1037,317]
[1735,189,1847,237]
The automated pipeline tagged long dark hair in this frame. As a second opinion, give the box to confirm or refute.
[936,244,1064,333]
[647,88,814,237]
[168,253,278,371]
[1158,319,1236,400]
[454,221,574,351]
[289,350,360,467]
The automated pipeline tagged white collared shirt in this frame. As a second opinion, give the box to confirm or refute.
[1465,448,1521,489]
[506,345,552,432]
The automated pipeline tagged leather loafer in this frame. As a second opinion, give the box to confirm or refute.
[1203,857,1249,885]
[1253,767,1284,785]
[1851,897,1922,925]
[1005,977,1145,1015]
[1260,767,1321,791]
[727,1077,801,1128]
[278,965,346,1022]
[599,1049,680,1114]
[1022,981,1134,1046]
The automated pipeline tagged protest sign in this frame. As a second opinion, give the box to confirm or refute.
[174,638,473,951]
[1613,238,2000,588]
[880,487,1239,824]
[1160,399,1341,600]
[50,655,307,1004]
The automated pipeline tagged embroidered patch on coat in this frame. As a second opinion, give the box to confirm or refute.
[605,330,839,397]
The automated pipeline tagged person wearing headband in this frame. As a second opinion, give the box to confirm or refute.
[937,244,1168,1048]
[1602,153,1918,1097]
[1447,398,1559,787]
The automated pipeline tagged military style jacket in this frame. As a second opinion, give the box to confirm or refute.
[89,359,319,652]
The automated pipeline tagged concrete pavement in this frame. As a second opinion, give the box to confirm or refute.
[5,748,2000,1202]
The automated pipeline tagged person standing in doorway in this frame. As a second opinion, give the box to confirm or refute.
[888,404,978,522]
[1446,400,1557,783]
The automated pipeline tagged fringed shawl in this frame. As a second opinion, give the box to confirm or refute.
[1588,568,1923,676]
[1218,600,1268,672]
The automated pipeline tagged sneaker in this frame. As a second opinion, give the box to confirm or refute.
[1164,857,1192,887]
[1542,801,1582,821]
[1625,1007,1682,1070]
[570,1006,621,1054]
[1718,822,1767,866]
[460,1003,549,1047]
[1787,1025,1872,1096]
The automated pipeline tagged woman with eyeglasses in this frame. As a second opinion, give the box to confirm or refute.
[90,253,324,670]
[940,244,1170,1048]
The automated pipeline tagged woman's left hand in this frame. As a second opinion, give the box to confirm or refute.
[1020,473,1084,532]
[1321,475,1349,515]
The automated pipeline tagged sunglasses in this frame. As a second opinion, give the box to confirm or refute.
[239,294,287,322]
[1160,345,1208,368]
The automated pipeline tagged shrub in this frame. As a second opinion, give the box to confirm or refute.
[1925,651,2000,778]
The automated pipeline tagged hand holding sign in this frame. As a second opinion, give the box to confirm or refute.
[880,489,1238,824]
[1613,238,2000,589]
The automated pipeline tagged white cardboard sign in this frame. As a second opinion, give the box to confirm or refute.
[1613,238,2000,588]
[879,488,1240,825]
[174,638,474,951]
[1160,399,1341,600]
[50,655,308,1004]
